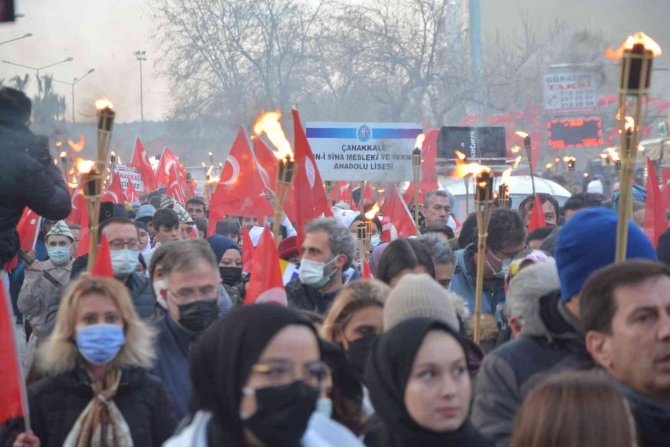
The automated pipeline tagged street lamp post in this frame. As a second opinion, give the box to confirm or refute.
[0,33,32,46]
[2,56,74,78]
[54,68,95,123]
[133,50,147,127]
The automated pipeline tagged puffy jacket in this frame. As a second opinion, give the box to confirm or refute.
[286,278,340,315]
[470,290,593,447]
[28,367,177,447]
[0,124,71,266]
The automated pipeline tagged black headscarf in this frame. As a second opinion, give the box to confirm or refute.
[364,317,492,447]
[189,304,320,446]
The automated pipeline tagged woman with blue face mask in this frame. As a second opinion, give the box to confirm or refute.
[13,276,177,447]
[17,220,75,370]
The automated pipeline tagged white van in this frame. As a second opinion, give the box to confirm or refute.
[439,175,572,222]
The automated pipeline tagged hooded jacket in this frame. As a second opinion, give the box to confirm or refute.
[0,124,71,266]
[449,244,506,316]
[470,290,593,447]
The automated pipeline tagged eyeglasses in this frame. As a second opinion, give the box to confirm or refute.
[108,240,141,251]
[168,286,219,303]
[250,359,328,388]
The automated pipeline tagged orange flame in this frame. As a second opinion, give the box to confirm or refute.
[364,203,381,220]
[253,111,293,160]
[605,32,662,60]
[563,156,576,163]
[95,97,114,110]
[625,116,635,131]
[605,147,620,162]
[55,140,63,148]
[414,133,425,149]
[59,151,68,159]
[452,158,491,179]
[510,145,520,154]
[454,150,466,160]
[67,135,86,153]
[500,156,522,186]
[76,159,96,174]
[515,131,529,139]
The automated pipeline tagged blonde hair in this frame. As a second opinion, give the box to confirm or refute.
[38,276,155,374]
[321,279,390,344]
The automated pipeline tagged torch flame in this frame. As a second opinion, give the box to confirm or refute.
[452,158,491,179]
[515,131,529,139]
[364,203,381,220]
[95,97,114,110]
[253,111,293,160]
[414,133,425,150]
[59,151,68,159]
[624,116,635,131]
[454,150,466,160]
[67,135,86,153]
[500,156,522,186]
[510,145,520,154]
[55,140,63,148]
[76,159,96,174]
[563,156,576,163]
[605,32,662,60]
[605,147,621,162]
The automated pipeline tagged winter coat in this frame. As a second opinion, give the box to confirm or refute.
[615,379,670,447]
[0,124,71,266]
[470,290,593,447]
[449,244,506,317]
[17,259,72,337]
[28,367,177,447]
[163,411,365,447]
[151,314,196,422]
[286,278,341,315]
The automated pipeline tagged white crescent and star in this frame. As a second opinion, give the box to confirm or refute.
[221,155,241,186]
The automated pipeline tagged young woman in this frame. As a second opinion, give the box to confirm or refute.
[164,304,363,447]
[364,317,492,447]
[510,371,637,447]
[206,235,245,305]
[13,276,176,447]
[375,239,435,287]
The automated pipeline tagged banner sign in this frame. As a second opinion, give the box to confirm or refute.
[306,122,422,181]
[543,72,597,114]
[113,165,145,192]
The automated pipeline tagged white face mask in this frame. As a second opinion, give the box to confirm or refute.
[298,256,338,288]
[315,397,333,418]
[153,279,168,309]
[110,249,139,278]
[370,234,381,249]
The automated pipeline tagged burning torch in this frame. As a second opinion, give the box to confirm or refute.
[606,32,662,262]
[564,156,576,189]
[412,133,424,234]
[515,131,535,196]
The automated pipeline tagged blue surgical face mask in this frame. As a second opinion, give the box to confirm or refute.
[315,397,333,418]
[370,235,381,249]
[488,251,512,279]
[110,249,139,277]
[47,246,71,266]
[76,323,125,365]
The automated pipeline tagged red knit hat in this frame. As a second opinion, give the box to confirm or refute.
[278,236,299,260]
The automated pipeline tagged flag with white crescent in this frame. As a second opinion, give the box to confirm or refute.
[245,226,287,305]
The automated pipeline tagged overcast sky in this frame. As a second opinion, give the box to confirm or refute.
[1,0,669,124]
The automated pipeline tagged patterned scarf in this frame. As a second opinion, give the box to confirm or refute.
[63,369,134,447]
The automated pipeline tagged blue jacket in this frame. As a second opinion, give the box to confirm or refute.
[448,244,506,316]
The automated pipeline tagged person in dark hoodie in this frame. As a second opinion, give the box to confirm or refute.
[364,317,492,447]
[0,87,71,270]
[471,207,657,447]
[582,260,670,447]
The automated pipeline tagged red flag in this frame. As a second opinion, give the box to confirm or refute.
[130,137,157,191]
[253,137,278,192]
[362,257,373,279]
[242,227,254,274]
[125,178,140,204]
[208,129,273,236]
[166,163,188,205]
[381,185,417,242]
[5,208,41,271]
[91,234,114,278]
[0,281,29,424]
[101,172,127,204]
[290,109,333,248]
[644,158,669,246]
[155,148,179,187]
[67,182,85,226]
[244,226,287,305]
[527,194,546,232]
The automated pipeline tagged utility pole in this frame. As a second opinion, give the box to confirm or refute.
[133,50,147,127]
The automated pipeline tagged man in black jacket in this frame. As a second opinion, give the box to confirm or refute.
[0,87,71,268]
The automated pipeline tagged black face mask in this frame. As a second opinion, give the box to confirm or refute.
[346,333,379,382]
[243,381,319,447]
[219,266,242,287]
[177,299,218,333]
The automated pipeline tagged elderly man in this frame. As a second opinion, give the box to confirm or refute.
[582,260,670,446]
[286,217,355,315]
[421,190,452,229]
[152,239,229,421]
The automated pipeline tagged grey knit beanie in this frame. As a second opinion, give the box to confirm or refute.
[506,258,560,320]
[384,273,460,331]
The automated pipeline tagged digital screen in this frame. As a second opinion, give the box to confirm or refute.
[547,117,603,149]
[437,126,506,161]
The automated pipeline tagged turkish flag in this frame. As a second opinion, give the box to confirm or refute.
[101,172,127,205]
[4,208,41,271]
[244,226,287,305]
[381,185,417,242]
[130,137,157,191]
[166,163,188,205]
[527,194,546,233]
[290,109,333,248]
[0,281,29,424]
[362,257,373,279]
[242,227,254,274]
[253,137,278,192]
[644,158,669,246]
[208,129,273,236]
[155,148,179,187]
[67,181,85,226]
[91,234,114,278]
[125,178,140,204]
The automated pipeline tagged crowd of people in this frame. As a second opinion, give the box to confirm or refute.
[1,86,670,447]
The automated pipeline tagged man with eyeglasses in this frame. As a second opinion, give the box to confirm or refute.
[152,239,230,421]
[449,208,526,320]
[71,217,156,320]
